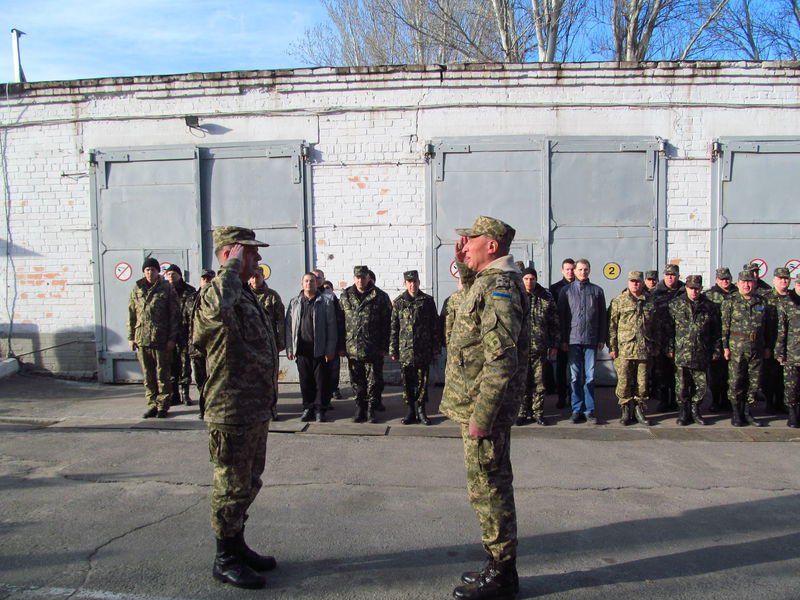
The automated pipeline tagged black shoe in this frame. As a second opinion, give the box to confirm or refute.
[731,401,743,427]
[300,408,315,422]
[367,406,378,423]
[316,410,327,423]
[353,404,367,423]
[156,409,169,418]
[143,407,158,418]
[533,415,548,426]
[569,412,584,424]
[585,412,598,425]
[212,538,266,589]
[676,403,691,426]
[180,386,193,406]
[690,402,708,425]
[416,403,432,425]
[332,389,342,400]
[788,405,799,428]
[401,404,418,425]
[461,557,493,585]
[634,404,650,426]
[743,403,761,427]
[453,560,519,599]
[234,530,277,572]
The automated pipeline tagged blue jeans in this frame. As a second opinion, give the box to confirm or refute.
[568,345,596,414]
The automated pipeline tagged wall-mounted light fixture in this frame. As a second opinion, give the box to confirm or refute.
[184,116,200,128]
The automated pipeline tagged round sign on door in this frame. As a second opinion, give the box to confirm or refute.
[450,261,460,279]
[603,262,621,280]
[785,259,800,277]
[259,264,272,280]
[114,262,132,282]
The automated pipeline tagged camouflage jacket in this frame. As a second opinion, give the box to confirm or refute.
[608,289,658,359]
[440,256,530,432]
[527,284,559,355]
[776,294,800,366]
[704,283,736,306]
[127,277,179,349]
[192,258,278,425]
[340,283,393,360]
[440,289,466,349]
[764,289,793,351]
[667,293,722,369]
[390,290,440,366]
[721,292,772,354]
[171,280,197,347]
[252,283,286,352]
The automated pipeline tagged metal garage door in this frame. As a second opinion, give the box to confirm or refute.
[91,141,308,383]
[712,138,800,281]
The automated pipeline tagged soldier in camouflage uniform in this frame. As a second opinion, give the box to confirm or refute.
[721,270,773,427]
[192,226,279,590]
[440,279,466,349]
[441,216,528,600]
[250,268,285,420]
[608,271,658,426]
[516,267,559,426]
[128,257,179,418]
[164,264,196,407]
[340,265,393,423]
[666,275,722,426]
[776,278,800,427]
[704,267,736,412]
[650,264,685,412]
[190,269,215,420]
[390,270,440,425]
[763,267,793,414]
[644,270,659,295]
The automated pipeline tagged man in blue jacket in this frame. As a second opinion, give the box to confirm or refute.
[557,259,607,424]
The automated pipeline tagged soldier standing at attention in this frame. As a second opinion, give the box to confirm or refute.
[390,270,440,425]
[340,265,392,423]
[763,267,793,414]
[192,227,278,589]
[517,267,559,426]
[441,216,528,600]
[164,264,196,407]
[249,268,285,420]
[776,278,800,427]
[705,267,736,413]
[191,269,215,420]
[651,264,685,412]
[722,270,772,427]
[666,275,722,426]
[128,257,179,419]
[608,271,658,426]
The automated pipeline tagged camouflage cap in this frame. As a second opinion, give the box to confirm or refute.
[738,270,756,282]
[628,271,644,282]
[353,265,370,277]
[165,264,182,276]
[213,226,269,251]
[664,264,680,276]
[645,270,658,281]
[774,267,791,278]
[200,268,216,279]
[685,275,703,289]
[715,267,732,280]
[404,270,419,281]
[743,262,760,272]
[455,216,516,246]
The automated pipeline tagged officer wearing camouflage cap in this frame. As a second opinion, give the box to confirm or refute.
[644,270,659,294]
[776,276,800,426]
[763,267,793,414]
[190,269,217,420]
[651,263,685,412]
[705,266,736,412]
[743,262,772,292]
[440,216,528,599]
[192,226,279,589]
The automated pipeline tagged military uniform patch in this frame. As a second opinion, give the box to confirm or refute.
[495,274,511,289]
[492,292,512,301]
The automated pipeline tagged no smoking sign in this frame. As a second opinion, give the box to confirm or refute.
[114,262,132,282]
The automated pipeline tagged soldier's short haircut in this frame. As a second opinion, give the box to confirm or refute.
[303,271,317,280]
[562,258,576,267]
[576,258,591,269]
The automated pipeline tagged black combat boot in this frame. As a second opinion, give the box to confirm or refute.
[618,402,631,426]
[690,402,708,425]
[234,529,277,572]
[212,537,266,589]
[416,402,431,425]
[401,402,418,425]
[676,403,691,426]
[461,555,493,585]
[367,405,378,423]
[180,385,193,406]
[731,401,743,426]
[634,402,650,426]
[353,403,367,423]
[742,403,761,427]
[315,409,327,423]
[300,408,315,422]
[454,559,519,599]
[143,407,158,418]
[788,405,799,428]
[170,387,181,407]
[532,414,548,426]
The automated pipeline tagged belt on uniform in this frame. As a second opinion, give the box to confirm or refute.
[729,331,757,341]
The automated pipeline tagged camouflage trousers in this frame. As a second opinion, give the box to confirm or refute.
[728,350,763,406]
[208,421,268,539]
[461,424,517,564]
[522,353,547,417]
[400,364,430,405]
[170,344,192,387]
[675,366,707,405]
[613,358,649,405]
[784,364,799,407]
[348,357,385,407]
[137,346,172,410]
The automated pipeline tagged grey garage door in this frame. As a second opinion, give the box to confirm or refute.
[713,138,800,282]
[91,141,308,383]
[428,136,666,384]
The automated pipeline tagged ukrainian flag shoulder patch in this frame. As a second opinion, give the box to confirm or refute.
[492,292,512,301]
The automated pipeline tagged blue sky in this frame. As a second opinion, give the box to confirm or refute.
[1,0,327,83]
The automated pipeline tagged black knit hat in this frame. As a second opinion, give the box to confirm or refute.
[142,257,159,271]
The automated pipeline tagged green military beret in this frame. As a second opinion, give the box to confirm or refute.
[455,216,516,246]
[354,265,370,276]
[645,270,658,281]
[213,226,269,251]
[738,270,755,282]
[774,267,791,278]
[404,270,419,281]
[685,275,703,289]
[628,271,644,282]
[715,267,732,280]
[663,264,680,276]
